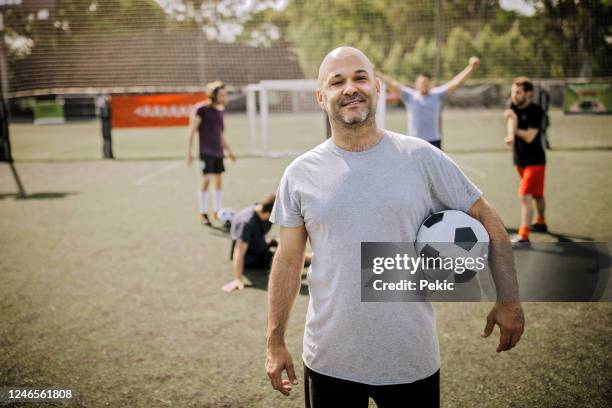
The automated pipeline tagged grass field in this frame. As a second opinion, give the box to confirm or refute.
[9,109,612,161]
[1,109,611,407]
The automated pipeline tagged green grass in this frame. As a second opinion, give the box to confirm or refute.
[1,109,611,407]
[9,109,612,161]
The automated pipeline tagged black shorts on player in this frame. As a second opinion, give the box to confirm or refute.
[200,154,225,174]
[304,364,440,408]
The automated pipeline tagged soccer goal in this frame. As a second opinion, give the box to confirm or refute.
[246,79,386,157]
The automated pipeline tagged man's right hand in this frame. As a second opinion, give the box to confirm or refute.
[185,153,193,167]
[265,344,298,396]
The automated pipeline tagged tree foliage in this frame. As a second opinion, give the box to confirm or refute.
[5,0,611,79]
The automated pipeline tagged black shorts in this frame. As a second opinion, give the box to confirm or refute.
[245,250,273,269]
[304,364,439,408]
[200,154,225,174]
[229,240,274,269]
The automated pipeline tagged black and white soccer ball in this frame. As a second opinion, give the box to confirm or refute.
[415,210,489,274]
[218,207,235,229]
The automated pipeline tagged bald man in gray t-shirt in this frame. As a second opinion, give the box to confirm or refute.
[265,47,523,408]
[272,131,481,385]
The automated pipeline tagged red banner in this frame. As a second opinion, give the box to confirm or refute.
[111,93,208,128]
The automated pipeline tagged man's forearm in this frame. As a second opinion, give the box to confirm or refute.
[221,135,234,155]
[267,251,304,347]
[232,253,245,281]
[470,199,519,302]
[506,116,517,136]
[187,131,195,153]
[377,72,402,92]
[489,234,519,302]
[448,64,475,91]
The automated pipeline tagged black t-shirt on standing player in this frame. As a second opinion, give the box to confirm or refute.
[511,102,545,167]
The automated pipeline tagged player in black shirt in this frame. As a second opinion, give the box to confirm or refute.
[221,193,312,293]
[222,194,277,292]
[504,77,547,244]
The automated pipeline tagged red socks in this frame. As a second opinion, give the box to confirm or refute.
[519,225,530,240]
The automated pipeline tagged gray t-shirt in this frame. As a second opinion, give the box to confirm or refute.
[401,85,448,142]
[271,131,481,385]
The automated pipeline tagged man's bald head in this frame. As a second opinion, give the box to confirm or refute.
[317,46,375,87]
[315,46,379,128]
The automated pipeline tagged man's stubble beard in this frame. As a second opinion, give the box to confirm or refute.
[328,97,377,130]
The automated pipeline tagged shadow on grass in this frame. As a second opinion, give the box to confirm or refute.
[506,227,593,242]
[2,163,78,200]
[0,192,78,200]
[244,269,309,296]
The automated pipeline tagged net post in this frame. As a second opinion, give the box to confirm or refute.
[258,88,269,157]
[0,98,12,162]
[0,13,12,162]
[99,95,113,159]
[246,85,258,155]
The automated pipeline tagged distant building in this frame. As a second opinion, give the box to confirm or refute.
[10,30,304,96]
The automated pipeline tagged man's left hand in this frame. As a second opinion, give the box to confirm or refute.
[481,302,525,352]
[469,56,480,69]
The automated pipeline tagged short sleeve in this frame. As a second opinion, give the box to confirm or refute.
[239,222,254,243]
[230,221,246,241]
[195,106,205,120]
[424,146,482,213]
[431,85,449,100]
[270,169,304,227]
[400,86,415,105]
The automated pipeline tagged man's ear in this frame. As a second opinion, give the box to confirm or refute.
[316,88,326,110]
[375,77,381,97]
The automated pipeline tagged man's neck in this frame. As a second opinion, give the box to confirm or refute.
[330,120,384,152]
[212,103,224,110]
[515,100,530,109]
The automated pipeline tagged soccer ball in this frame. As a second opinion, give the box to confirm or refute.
[415,210,489,275]
[217,207,235,229]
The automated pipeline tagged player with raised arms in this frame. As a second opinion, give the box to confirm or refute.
[378,57,480,149]
[186,81,237,226]
[265,46,524,407]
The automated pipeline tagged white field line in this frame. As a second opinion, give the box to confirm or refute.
[452,158,488,179]
[135,161,182,185]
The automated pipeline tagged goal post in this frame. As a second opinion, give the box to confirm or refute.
[246,79,386,157]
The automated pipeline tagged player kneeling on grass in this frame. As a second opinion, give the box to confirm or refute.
[223,193,312,293]
[504,77,548,244]
[186,81,237,226]
[220,194,287,292]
